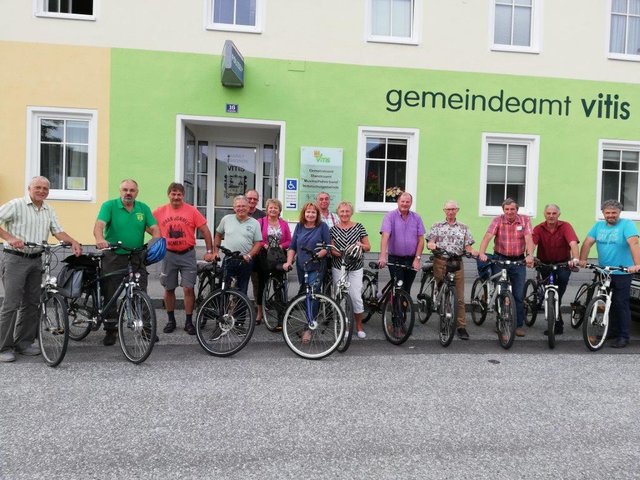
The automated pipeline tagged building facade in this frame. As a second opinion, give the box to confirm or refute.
[1,0,639,247]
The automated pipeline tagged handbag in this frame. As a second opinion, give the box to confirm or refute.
[266,246,286,271]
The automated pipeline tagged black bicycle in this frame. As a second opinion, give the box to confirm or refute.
[195,259,222,308]
[262,265,289,332]
[195,246,256,357]
[569,271,601,329]
[65,243,157,364]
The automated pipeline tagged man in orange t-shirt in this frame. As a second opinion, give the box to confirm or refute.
[153,183,214,335]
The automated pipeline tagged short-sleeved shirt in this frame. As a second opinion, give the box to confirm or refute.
[0,195,63,253]
[427,220,474,257]
[153,203,207,252]
[97,198,157,253]
[486,214,532,257]
[532,221,579,263]
[216,214,261,254]
[330,223,368,270]
[380,209,426,257]
[250,209,266,220]
[588,219,639,274]
[321,212,339,228]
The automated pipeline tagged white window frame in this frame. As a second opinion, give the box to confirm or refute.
[479,133,539,217]
[596,139,640,220]
[607,0,640,62]
[26,107,98,202]
[205,0,264,34]
[489,0,542,54]
[356,126,419,213]
[34,0,98,21]
[365,0,423,45]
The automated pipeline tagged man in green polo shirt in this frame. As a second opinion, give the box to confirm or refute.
[93,178,161,346]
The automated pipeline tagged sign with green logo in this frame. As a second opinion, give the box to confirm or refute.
[299,147,343,205]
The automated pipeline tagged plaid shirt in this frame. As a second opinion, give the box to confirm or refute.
[486,214,532,257]
[427,220,474,256]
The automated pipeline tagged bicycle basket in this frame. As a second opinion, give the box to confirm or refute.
[57,264,84,299]
[446,258,462,273]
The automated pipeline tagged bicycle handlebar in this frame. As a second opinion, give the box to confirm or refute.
[584,263,630,274]
[430,248,474,260]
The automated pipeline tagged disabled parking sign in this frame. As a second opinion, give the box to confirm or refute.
[285,178,298,210]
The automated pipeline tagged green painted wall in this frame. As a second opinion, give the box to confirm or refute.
[109,48,640,250]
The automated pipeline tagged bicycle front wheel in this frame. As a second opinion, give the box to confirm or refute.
[361,276,376,324]
[263,276,286,332]
[118,289,156,364]
[582,295,608,351]
[470,278,488,326]
[417,273,435,324]
[382,289,415,345]
[523,279,539,327]
[336,292,355,353]
[196,289,256,357]
[66,290,94,341]
[571,283,593,329]
[39,292,69,368]
[438,285,457,347]
[282,293,344,360]
[546,290,556,350]
[496,291,516,349]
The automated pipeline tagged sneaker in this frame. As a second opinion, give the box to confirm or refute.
[357,330,366,339]
[456,328,470,340]
[17,345,41,356]
[515,328,526,337]
[163,321,176,334]
[184,323,196,335]
[103,330,117,346]
[0,350,16,363]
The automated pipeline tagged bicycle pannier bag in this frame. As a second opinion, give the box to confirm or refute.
[57,265,84,299]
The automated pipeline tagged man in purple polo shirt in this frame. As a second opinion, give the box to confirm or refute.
[378,192,425,293]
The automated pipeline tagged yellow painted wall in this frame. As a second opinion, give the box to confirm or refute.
[0,41,110,243]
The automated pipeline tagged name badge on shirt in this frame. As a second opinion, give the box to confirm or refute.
[516,225,522,231]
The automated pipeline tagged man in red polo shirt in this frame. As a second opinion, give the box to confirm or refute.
[153,183,215,335]
[532,204,580,335]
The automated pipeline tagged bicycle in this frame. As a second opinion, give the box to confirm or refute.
[415,259,435,324]
[569,271,601,329]
[282,245,345,359]
[427,249,471,347]
[361,261,416,345]
[581,263,629,351]
[262,265,289,332]
[64,243,157,364]
[195,246,256,357]
[325,244,359,353]
[524,260,571,349]
[195,259,222,308]
[25,241,71,367]
[469,256,522,349]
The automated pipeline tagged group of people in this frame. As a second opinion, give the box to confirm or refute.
[1,176,640,363]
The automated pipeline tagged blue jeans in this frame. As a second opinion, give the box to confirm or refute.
[610,274,632,340]
[296,265,323,295]
[225,258,253,294]
[492,254,526,328]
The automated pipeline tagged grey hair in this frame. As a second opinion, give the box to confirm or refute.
[601,199,623,211]
[29,176,50,188]
[502,198,518,209]
[544,203,561,213]
[233,195,248,205]
[443,200,459,209]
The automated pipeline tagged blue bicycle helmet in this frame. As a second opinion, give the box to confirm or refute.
[144,237,167,266]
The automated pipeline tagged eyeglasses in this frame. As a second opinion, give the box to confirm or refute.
[444,208,458,211]
[247,197,258,202]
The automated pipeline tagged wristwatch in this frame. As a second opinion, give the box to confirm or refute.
[415,255,421,260]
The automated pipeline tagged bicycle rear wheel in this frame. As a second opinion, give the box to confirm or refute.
[282,293,344,360]
[523,279,539,327]
[382,289,415,345]
[470,278,489,326]
[336,292,355,353]
[546,290,556,349]
[571,283,592,329]
[196,289,256,357]
[361,276,376,323]
[438,285,457,347]
[417,273,435,324]
[118,289,156,364]
[39,292,69,368]
[496,291,516,349]
[582,295,608,351]
[66,290,94,341]
[263,276,286,332]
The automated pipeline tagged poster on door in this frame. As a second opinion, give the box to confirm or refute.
[299,147,343,204]
[214,146,256,205]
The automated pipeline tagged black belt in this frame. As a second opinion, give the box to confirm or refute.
[495,252,525,261]
[168,246,194,255]
[4,249,42,259]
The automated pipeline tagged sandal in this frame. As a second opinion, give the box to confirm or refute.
[302,330,312,344]
[255,317,263,325]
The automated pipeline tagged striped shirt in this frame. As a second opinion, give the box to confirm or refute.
[0,195,63,253]
[330,223,368,270]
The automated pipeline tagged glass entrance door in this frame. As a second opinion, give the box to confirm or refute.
[213,145,257,226]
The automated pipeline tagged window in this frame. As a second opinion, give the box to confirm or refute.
[491,0,541,53]
[35,0,96,20]
[598,140,640,218]
[206,0,263,33]
[356,127,419,212]
[479,133,539,216]
[27,107,97,201]
[366,0,422,45]
[609,0,640,60]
